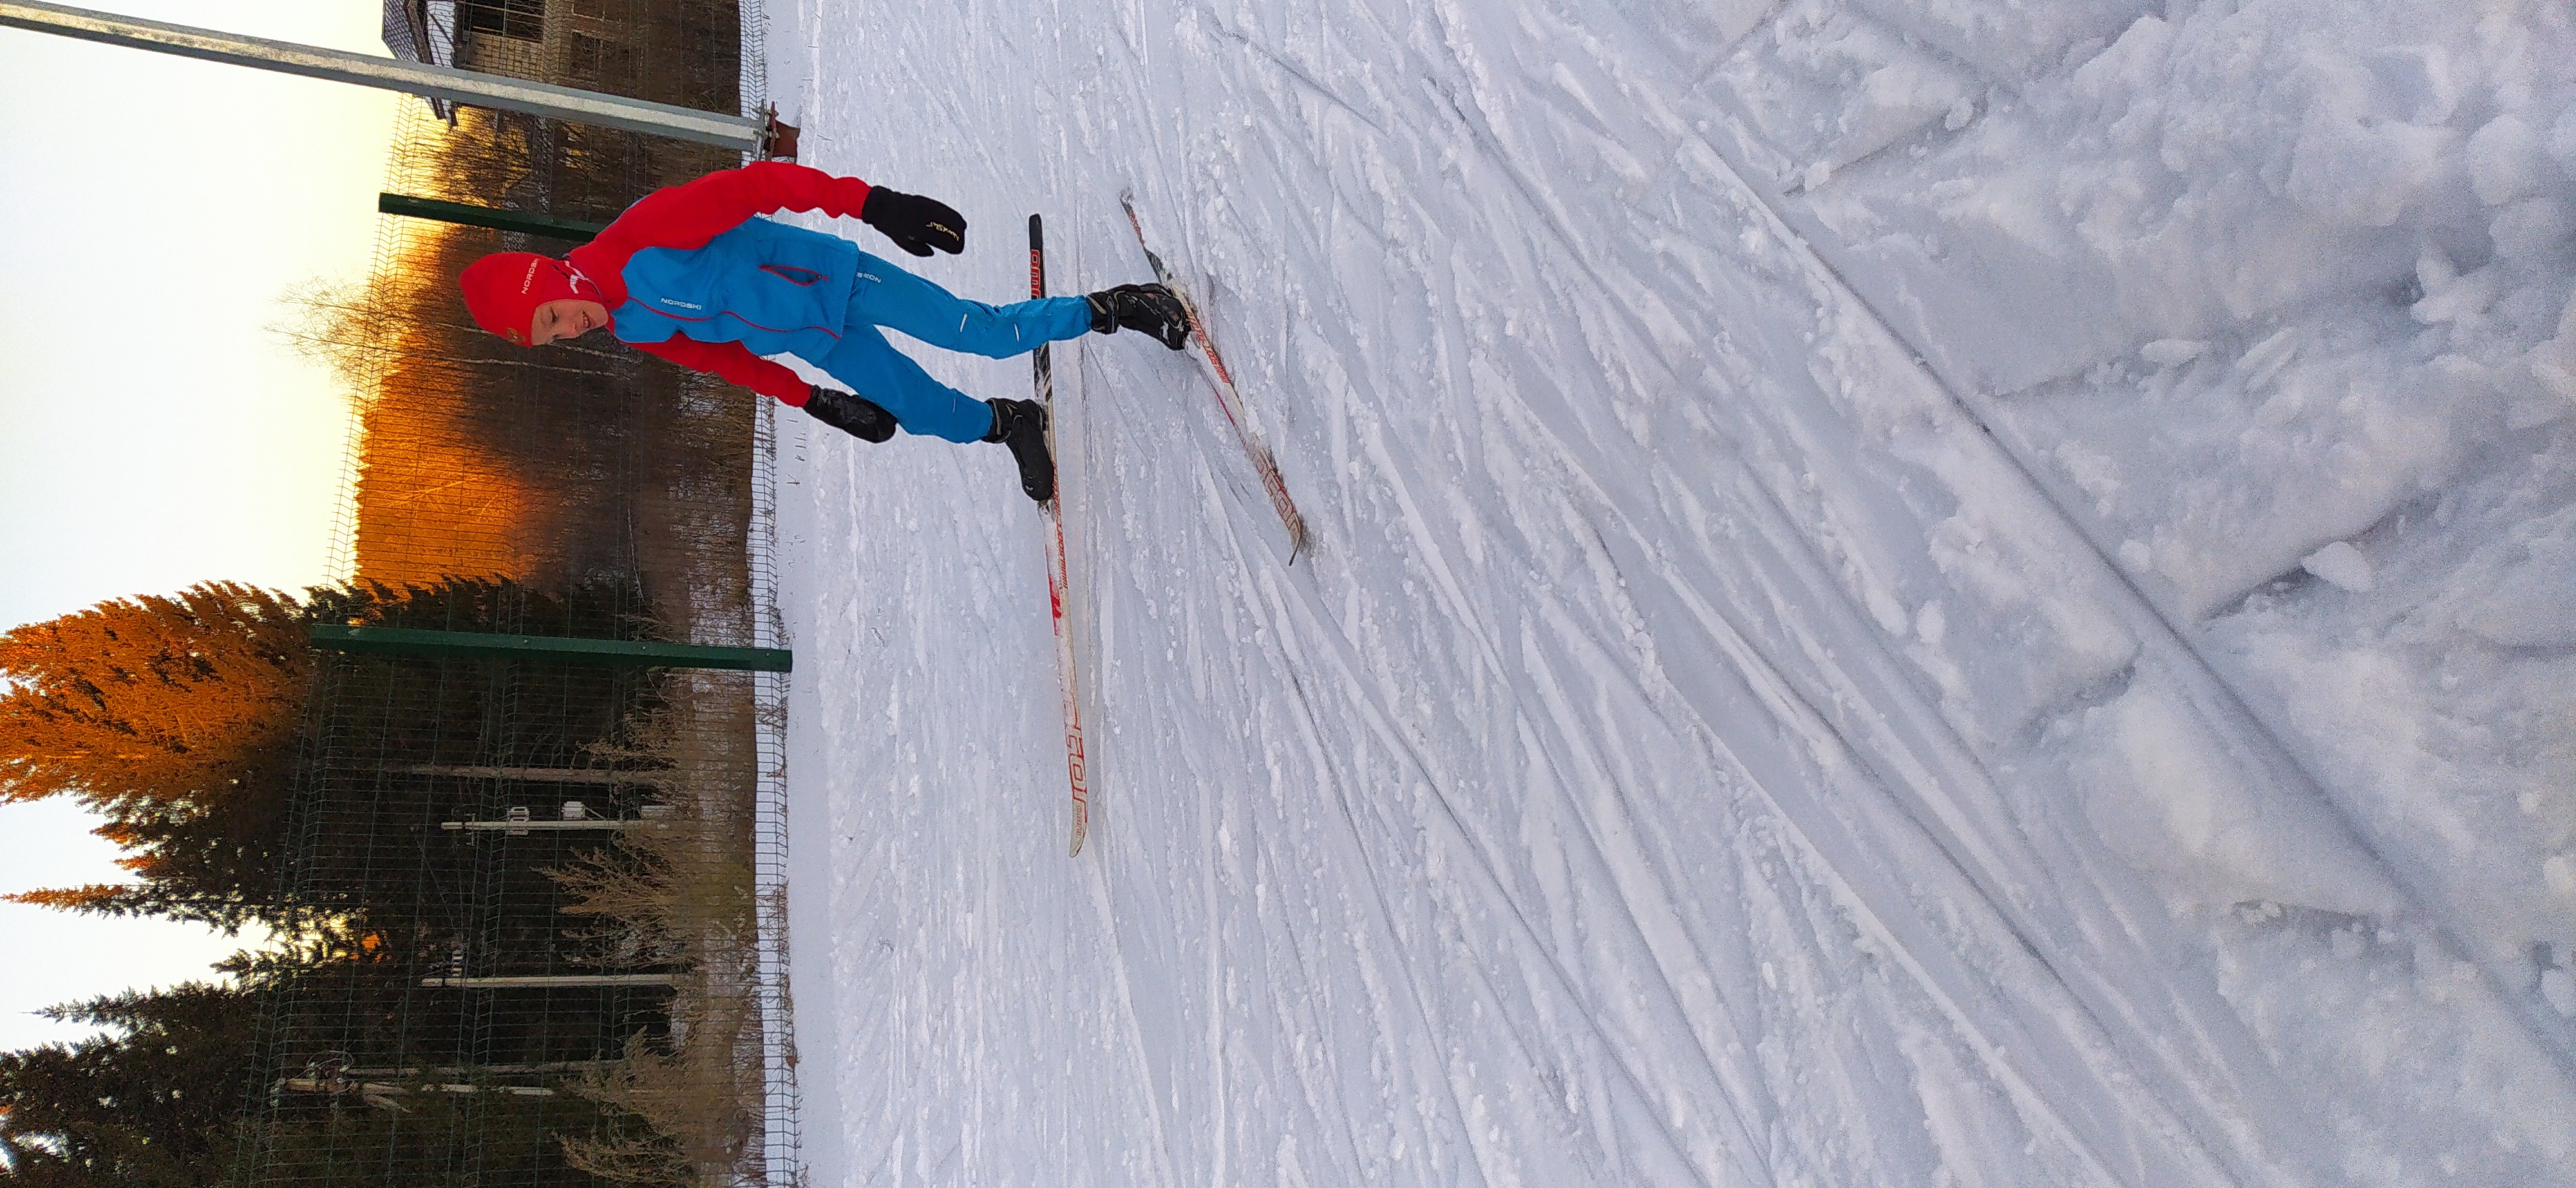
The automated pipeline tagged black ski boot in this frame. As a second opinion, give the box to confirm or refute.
[803,385,896,442]
[983,398,1055,504]
[1085,283,1190,350]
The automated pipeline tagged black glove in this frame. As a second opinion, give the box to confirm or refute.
[859,187,965,256]
[806,386,896,443]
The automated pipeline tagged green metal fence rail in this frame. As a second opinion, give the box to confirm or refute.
[311,624,791,671]
[377,193,610,243]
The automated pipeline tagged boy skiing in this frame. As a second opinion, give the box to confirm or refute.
[457,161,1189,503]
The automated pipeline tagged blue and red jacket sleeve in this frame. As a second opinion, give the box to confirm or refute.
[630,336,813,406]
[567,162,873,406]
[571,162,875,301]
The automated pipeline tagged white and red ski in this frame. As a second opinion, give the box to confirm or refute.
[1031,214,1092,856]
[1119,193,1312,563]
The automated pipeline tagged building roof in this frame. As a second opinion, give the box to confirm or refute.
[379,0,458,120]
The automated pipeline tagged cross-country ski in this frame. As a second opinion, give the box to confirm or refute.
[1029,213,1092,857]
[1121,191,1313,564]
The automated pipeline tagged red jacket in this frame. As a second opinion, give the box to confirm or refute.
[566,162,875,407]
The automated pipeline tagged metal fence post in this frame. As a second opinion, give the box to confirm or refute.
[0,0,793,155]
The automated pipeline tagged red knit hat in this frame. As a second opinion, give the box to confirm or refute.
[459,253,598,345]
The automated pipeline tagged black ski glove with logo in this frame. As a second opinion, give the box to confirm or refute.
[859,187,966,256]
[806,386,896,443]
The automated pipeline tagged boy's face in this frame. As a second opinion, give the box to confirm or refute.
[528,298,612,346]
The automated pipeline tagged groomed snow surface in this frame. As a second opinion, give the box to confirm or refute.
[768,1,2576,1183]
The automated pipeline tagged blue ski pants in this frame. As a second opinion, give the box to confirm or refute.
[811,252,1094,443]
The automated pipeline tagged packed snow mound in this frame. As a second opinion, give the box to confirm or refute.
[1723,0,2576,1014]
[770,0,2576,1184]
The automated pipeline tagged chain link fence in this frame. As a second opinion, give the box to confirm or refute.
[227,2,797,1183]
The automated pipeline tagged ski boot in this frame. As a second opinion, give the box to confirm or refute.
[804,385,896,443]
[983,398,1055,504]
[1085,283,1190,350]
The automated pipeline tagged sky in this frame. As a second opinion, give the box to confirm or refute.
[0,1,402,1051]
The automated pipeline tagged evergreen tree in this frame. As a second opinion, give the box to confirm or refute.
[2,574,668,1184]
[0,582,310,930]
[0,581,310,812]
[0,575,635,931]
[0,983,256,1186]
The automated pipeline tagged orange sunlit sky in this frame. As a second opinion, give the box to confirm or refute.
[1,0,400,1051]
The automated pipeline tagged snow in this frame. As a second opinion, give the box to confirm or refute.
[2298,540,2374,592]
[764,0,2576,1183]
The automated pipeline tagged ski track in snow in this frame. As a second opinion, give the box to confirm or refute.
[773,1,2576,1184]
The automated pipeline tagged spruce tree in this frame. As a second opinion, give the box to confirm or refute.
[0,983,256,1186]
[2,574,667,1183]
[0,581,309,812]
[0,582,310,930]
